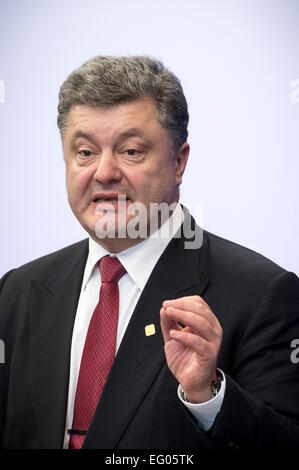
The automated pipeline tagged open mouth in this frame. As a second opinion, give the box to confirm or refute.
[93,196,131,217]
[93,196,129,203]
[93,196,130,203]
[92,196,132,214]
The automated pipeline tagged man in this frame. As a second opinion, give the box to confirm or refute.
[0,56,299,449]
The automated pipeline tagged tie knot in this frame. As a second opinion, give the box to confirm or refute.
[99,256,126,283]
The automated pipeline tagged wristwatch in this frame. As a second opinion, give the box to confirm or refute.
[210,369,223,397]
[182,369,223,402]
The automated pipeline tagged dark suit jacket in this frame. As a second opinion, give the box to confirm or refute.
[1,212,299,449]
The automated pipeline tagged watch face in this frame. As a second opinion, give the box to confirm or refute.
[211,370,223,396]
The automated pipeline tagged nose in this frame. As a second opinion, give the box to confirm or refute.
[93,152,122,184]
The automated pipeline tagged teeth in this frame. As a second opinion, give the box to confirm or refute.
[94,197,129,202]
[94,198,127,203]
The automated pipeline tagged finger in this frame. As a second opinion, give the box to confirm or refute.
[169,328,214,358]
[165,295,210,310]
[160,307,183,343]
[164,306,219,342]
[163,296,210,313]
[163,296,220,329]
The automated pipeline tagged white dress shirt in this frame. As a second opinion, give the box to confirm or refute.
[63,205,225,447]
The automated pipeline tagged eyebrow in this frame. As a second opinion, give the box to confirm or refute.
[70,131,98,151]
[70,128,149,151]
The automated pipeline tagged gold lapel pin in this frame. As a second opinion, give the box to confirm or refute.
[145,324,156,336]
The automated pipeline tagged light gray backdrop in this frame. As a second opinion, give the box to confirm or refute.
[0,0,298,277]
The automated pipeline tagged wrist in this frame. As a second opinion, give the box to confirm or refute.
[182,369,223,404]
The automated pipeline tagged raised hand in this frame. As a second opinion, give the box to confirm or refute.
[160,295,223,403]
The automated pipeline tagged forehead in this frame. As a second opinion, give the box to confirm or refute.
[65,98,162,136]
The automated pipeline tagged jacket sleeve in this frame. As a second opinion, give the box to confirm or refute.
[207,271,299,448]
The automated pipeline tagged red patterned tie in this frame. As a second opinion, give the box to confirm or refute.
[68,255,126,449]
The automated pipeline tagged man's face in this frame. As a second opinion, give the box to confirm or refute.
[63,98,189,251]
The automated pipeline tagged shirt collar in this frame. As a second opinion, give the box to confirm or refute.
[82,203,185,291]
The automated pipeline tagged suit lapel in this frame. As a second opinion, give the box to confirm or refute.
[83,213,210,448]
[30,240,88,448]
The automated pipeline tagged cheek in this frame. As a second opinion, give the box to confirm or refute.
[66,165,93,200]
[127,168,174,203]
[126,170,155,201]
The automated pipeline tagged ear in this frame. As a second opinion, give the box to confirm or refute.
[175,142,190,186]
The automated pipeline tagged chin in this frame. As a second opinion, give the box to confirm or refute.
[92,214,124,240]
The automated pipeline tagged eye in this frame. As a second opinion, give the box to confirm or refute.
[78,150,93,157]
[125,149,140,157]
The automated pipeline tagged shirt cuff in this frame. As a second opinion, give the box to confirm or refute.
[177,369,226,431]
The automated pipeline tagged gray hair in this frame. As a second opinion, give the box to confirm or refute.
[57,55,189,152]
